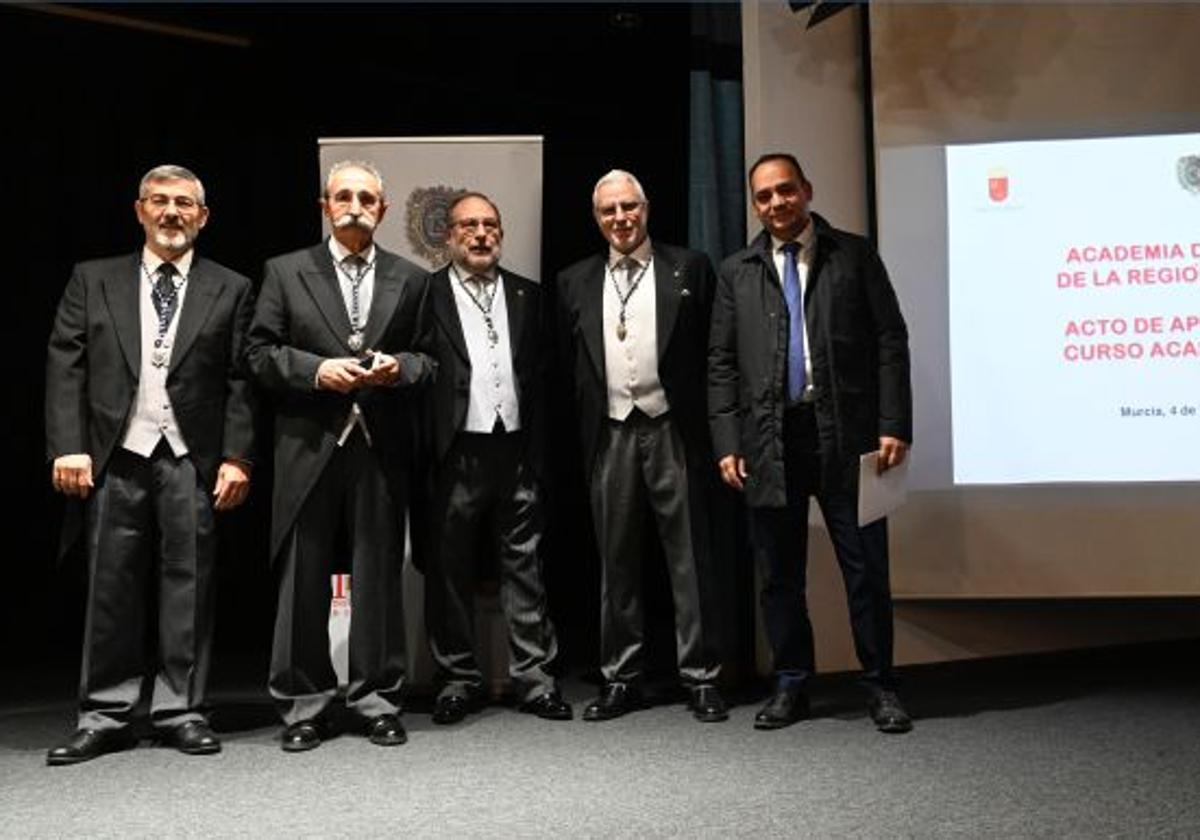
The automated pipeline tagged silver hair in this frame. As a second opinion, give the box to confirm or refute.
[139,164,206,205]
[324,159,385,199]
[592,169,647,209]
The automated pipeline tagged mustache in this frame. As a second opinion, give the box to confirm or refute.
[333,213,376,232]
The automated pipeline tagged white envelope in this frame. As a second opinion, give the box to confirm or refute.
[858,452,910,527]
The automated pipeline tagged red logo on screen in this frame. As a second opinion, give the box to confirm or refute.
[988,169,1009,202]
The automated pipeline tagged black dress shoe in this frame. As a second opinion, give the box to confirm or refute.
[869,690,913,734]
[281,721,321,753]
[432,694,473,726]
[161,720,221,755]
[582,683,642,722]
[367,713,407,746]
[519,690,573,721]
[46,728,135,766]
[754,688,810,730]
[688,685,729,723]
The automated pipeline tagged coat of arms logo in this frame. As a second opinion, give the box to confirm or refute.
[405,185,467,267]
[1178,156,1200,195]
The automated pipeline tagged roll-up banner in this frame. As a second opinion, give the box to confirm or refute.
[318,136,544,690]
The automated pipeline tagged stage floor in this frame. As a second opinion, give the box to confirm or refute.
[2,644,1198,838]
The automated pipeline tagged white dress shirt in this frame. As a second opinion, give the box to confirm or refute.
[121,246,193,458]
[449,264,521,433]
[602,238,669,420]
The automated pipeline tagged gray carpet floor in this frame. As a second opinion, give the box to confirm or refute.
[1,664,1198,839]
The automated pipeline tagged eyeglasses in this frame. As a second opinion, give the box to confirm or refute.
[596,200,643,219]
[452,217,501,233]
[141,194,202,212]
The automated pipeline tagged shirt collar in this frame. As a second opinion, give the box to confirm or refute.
[328,236,376,267]
[770,219,814,256]
[608,236,653,270]
[451,262,499,284]
[141,246,194,280]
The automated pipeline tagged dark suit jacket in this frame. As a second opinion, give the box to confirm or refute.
[708,214,912,507]
[554,241,716,475]
[425,264,548,480]
[245,241,436,562]
[45,253,256,554]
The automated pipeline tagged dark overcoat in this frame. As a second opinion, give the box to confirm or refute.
[708,214,911,507]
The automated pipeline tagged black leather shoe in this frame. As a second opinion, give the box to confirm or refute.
[281,721,321,753]
[520,690,573,721]
[161,720,221,755]
[367,713,407,746]
[46,728,135,766]
[754,688,810,730]
[432,694,472,726]
[869,690,913,734]
[688,685,729,723]
[583,683,642,722]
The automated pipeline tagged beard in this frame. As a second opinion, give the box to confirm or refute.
[153,226,196,253]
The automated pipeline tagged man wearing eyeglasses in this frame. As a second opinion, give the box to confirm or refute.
[45,164,256,764]
[555,170,727,723]
[246,160,435,752]
[416,192,569,725]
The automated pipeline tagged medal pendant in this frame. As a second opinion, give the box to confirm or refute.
[487,328,499,346]
[348,331,364,352]
[616,323,627,342]
[151,348,168,367]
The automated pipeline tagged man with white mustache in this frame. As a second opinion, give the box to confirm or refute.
[247,160,436,752]
[45,164,256,764]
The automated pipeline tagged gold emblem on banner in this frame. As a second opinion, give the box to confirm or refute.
[405,185,467,267]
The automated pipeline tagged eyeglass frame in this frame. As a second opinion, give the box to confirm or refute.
[139,193,204,212]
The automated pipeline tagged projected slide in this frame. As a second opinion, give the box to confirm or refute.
[948,133,1200,484]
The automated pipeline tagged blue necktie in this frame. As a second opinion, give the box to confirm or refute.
[781,241,806,402]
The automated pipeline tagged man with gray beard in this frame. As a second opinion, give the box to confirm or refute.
[45,164,256,764]
[246,160,436,751]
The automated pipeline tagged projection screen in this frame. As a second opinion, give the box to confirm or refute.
[870,3,1200,596]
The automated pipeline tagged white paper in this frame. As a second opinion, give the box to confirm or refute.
[858,452,909,527]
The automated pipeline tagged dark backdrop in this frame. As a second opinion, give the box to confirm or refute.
[2,3,707,696]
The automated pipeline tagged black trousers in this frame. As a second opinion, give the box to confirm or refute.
[748,403,897,693]
[590,410,719,686]
[424,431,557,703]
[79,442,216,731]
[268,433,406,725]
